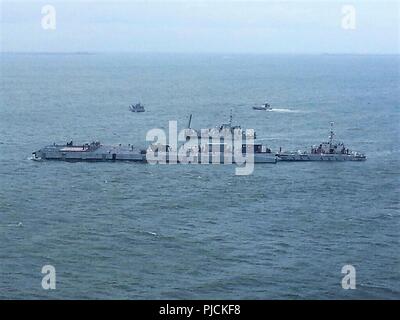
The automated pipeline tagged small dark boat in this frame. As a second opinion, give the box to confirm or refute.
[129,103,145,112]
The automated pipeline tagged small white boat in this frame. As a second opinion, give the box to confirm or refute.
[253,102,272,111]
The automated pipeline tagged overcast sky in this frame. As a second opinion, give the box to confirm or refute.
[1,0,399,54]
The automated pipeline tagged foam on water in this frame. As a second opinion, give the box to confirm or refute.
[269,108,301,113]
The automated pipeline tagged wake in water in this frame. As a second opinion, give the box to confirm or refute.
[1,222,23,228]
[268,108,302,113]
[28,155,42,161]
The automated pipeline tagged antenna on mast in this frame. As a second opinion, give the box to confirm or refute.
[187,114,192,129]
[329,121,335,144]
[229,109,233,127]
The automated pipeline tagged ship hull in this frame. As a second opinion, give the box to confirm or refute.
[33,145,145,162]
[33,145,277,163]
[145,152,277,164]
[277,153,366,161]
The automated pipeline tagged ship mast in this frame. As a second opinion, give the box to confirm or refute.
[329,122,335,146]
[229,109,233,127]
[187,114,192,129]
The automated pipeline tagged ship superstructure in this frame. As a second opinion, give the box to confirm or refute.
[177,112,277,164]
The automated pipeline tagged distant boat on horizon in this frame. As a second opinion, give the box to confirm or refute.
[253,102,272,111]
[129,102,145,112]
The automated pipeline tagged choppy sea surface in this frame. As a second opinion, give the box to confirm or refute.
[0,53,399,299]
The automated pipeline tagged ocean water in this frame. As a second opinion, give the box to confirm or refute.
[0,53,399,299]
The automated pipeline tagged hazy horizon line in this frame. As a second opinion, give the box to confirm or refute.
[1,51,399,56]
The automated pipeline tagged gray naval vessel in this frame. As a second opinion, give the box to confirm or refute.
[276,123,366,161]
[32,120,364,164]
[32,114,277,164]
[32,139,277,164]
[32,141,146,162]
